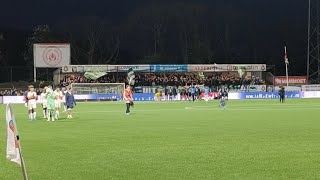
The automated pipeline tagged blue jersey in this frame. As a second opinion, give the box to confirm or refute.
[204,88,209,95]
[189,87,196,94]
[66,92,76,108]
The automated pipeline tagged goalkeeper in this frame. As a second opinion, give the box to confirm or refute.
[124,85,134,115]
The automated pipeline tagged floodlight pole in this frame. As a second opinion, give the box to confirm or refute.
[285,46,289,88]
[285,62,289,88]
[33,44,37,82]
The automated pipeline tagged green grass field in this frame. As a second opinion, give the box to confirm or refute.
[1,99,320,180]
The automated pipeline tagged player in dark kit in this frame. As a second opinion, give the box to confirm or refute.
[278,87,285,103]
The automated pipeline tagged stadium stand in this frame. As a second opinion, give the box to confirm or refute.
[60,73,265,91]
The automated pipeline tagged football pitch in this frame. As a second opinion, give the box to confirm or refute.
[1,99,320,179]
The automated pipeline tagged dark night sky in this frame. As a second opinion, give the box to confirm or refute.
[0,0,309,75]
[1,0,306,29]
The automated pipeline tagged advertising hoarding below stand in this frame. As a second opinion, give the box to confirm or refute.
[6,91,320,104]
[301,91,320,98]
[274,86,302,92]
[301,84,320,91]
[200,92,220,100]
[228,92,301,100]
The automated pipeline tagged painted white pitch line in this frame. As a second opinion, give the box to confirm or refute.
[184,107,320,111]
[11,105,320,115]
[70,106,320,114]
[75,101,320,107]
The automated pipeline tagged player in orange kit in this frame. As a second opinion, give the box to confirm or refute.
[124,85,134,115]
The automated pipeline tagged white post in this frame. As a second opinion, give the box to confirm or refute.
[284,46,289,88]
[33,67,36,82]
[285,63,289,88]
[18,142,29,180]
[33,44,36,82]
[58,68,61,85]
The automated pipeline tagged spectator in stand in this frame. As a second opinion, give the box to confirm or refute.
[59,72,265,92]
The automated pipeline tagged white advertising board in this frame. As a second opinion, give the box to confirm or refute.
[34,43,70,67]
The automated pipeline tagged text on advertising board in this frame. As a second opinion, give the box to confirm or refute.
[274,76,307,85]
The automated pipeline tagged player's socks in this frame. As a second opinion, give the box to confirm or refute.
[43,110,46,118]
[55,110,59,119]
[33,112,36,120]
[52,112,55,121]
[64,105,67,112]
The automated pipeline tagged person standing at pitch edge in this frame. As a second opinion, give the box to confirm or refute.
[124,85,134,115]
[278,87,285,103]
[66,87,76,119]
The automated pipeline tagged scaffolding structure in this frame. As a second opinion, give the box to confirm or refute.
[308,0,320,83]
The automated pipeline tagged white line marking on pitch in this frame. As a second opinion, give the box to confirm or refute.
[184,107,320,111]
[70,106,320,114]
[11,105,320,115]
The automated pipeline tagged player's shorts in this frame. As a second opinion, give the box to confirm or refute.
[42,101,47,109]
[28,101,36,110]
[55,100,61,108]
[67,105,73,110]
[61,97,66,103]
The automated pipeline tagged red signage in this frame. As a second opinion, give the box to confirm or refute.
[200,92,220,100]
[274,76,308,85]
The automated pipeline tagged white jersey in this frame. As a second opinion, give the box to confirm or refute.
[40,93,47,103]
[27,91,37,109]
[54,91,62,108]
[61,91,67,103]
[27,91,37,103]
[55,91,63,101]
[40,92,47,109]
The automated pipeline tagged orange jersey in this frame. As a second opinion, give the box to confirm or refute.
[124,89,132,101]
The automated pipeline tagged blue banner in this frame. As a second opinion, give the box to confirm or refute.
[72,92,302,102]
[236,92,301,99]
[75,94,121,101]
[74,93,155,101]
[132,93,155,101]
[150,64,188,72]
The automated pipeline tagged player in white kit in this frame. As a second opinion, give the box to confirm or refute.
[27,85,37,120]
[40,88,48,118]
[54,87,63,119]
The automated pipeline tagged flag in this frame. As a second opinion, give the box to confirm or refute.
[6,104,22,166]
[127,67,135,86]
[284,46,289,65]
[84,68,107,80]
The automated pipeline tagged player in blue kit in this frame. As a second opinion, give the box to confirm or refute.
[204,86,210,103]
[189,85,196,102]
[220,96,226,110]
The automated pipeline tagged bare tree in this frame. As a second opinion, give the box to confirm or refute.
[56,16,120,64]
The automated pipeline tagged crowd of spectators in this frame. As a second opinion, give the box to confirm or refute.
[0,89,24,96]
[60,72,265,89]
[0,87,43,96]
[0,73,265,96]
